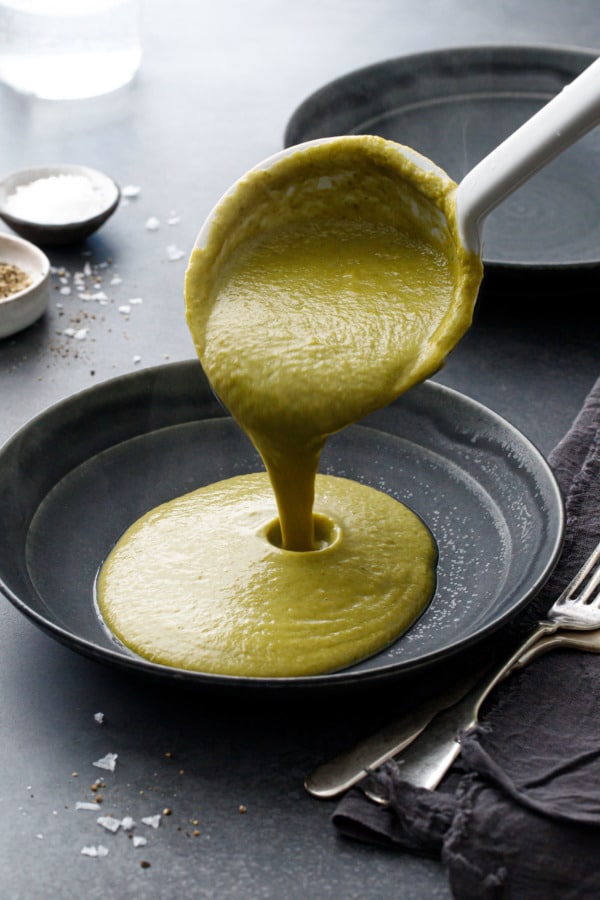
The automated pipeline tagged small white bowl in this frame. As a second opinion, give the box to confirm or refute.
[0,164,120,247]
[0,232,51,338]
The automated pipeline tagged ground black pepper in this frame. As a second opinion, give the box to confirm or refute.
[0,262,32,298]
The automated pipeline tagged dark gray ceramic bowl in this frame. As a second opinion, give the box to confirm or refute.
[0,164,120,247]
[0,361,564,692]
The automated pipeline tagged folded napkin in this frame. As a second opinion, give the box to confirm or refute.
[333,375,600,899]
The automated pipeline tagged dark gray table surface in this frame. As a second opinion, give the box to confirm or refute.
[1,2,598,897]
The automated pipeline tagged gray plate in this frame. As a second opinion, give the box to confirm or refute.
[284,44,600,269]
[0,361,563,691]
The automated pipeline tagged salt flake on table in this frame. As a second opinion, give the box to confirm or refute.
[93,752,118,772]
[122,185,141,198]
[81,845,109,858]
[121,816,136,831]
[97,815,121,833]
[93,712,104,724]
[59,286,71,295]
[166,244,185,261]
[110,276,122,285]
[145,216,160,231]
[132,355,142,364]
[142,814,161,829]
[76,801,100,811]
[129,297,143,305]
[167,214,181,225]
[73,328,88,341]
[118,304,131,315]
[132,835,147,848]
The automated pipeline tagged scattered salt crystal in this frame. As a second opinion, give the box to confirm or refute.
[59,286,71,295]
[142,814,161,829]
[56,302,63,310]
[167,214,181,226]
[97,815,121,833]
[81,845,109,858]
[166,244,185,261]
[73,328,88,341]
[76,801,100,811]
[145,216,160,231]
[118,304,131,315]
[93,752,118,772]
[120,816,136,831]
[36,834,44,840]
[132,355,141,364]
[93,712,104,724]
[91,291,108,301]
[122,185,141,198]
[63,327,76,337]
[110,276,122,285]
[129,297,143,305]
[83,261,92,277]
[132,835,147,848]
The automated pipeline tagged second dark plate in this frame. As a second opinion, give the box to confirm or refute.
[284,44,600,269]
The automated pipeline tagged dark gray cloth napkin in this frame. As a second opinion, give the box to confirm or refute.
[333,375,600,899]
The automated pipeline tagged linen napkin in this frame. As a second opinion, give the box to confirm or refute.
[333,375,600,899]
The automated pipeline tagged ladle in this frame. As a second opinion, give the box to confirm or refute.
[194,55,600,260]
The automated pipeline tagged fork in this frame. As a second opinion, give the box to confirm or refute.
[306,538,600,800]
[358,538,600,802]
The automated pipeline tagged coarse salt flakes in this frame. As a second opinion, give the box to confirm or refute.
[81,845,109,858]
[167,214,181,225]
[132,355,141,364]
[145,216,160,231]
[121,816,136,831]
[97,815,121,833]
[118,304,131,315]
[93,752,118,772]
[110,276,122,285]
[132,836,147,848]
[4,174,109,225]
[59,286,71,295]
[73,328,88,341]
[141,814,161,829]
[122,185,141,198]
[129,297,143,305]
[76,801,100,811]
[166,244,185,261]
[93,712,104,724]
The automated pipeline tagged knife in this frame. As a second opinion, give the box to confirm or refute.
[304,664,486,799]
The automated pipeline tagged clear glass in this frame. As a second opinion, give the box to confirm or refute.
[0,0,142,99]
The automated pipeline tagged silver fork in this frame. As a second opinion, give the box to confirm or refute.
[359,538,600,803]
[306,538,600,801]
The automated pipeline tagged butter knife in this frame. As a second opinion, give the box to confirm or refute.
[304,665,486,799]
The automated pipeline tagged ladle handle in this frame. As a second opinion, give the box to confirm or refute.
[455,55,600,254]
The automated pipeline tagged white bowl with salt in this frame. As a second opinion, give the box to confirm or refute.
[0,164,120,247]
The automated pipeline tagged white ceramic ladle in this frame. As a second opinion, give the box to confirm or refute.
[194,55,600,261]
